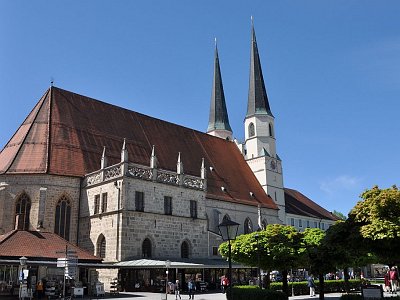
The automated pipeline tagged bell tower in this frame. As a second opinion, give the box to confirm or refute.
[243,19,286,222]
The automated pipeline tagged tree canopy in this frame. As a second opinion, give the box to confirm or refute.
[348,185,400,265]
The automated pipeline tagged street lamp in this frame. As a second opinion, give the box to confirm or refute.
[218,219,239,291]
[254,234,261,288]
[165,260,171,300]
[19,256,27,300]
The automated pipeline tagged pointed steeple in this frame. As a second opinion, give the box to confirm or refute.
[177,152,184,174]
[121,138,128,162]
[101,146,107,169]
[200,158,206,179]
[247,17,273,117]
[150,145,157,169]
[207,39,232,138]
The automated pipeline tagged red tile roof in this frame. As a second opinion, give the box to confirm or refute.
[0,230,102,262]
[0,87,277,209]
[284,188,338,221]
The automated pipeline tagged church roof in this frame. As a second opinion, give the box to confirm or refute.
[0,87,277,209]
[284,188,338,221]
[0,230,102,262]
[246,20,273,117]
[207,42,232,133]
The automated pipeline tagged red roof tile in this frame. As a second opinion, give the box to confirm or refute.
[0,230,102,262]
[284,188,339,221]
[0,87,277,209]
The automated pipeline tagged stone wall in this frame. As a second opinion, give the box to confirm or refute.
[0,174,81,243]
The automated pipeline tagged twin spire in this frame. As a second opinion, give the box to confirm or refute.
[207,39,232,136]
[207,18,273,136]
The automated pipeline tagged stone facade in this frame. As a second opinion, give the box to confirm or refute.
[0,174,80,243]
[79,159,280,263]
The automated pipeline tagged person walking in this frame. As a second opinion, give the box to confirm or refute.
[175,280,181,300]
[188,278,195,300]
[308,274,316,297]
[389,267,399,294]
[36,280,44,299]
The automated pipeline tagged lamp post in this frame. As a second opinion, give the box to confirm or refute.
[218,219,239,292]
[165,260,171,300]
[19,256,27,300]
[254,233,261,288]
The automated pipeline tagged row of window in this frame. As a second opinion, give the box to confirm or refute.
[248,122,274,138]
[15,192,71,240]
[94,191,198,218]
[96,235,190,259]
[289,218,328,230]
[222,214,267,234]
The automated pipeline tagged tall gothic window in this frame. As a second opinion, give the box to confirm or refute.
[222,214,231,222]
[94,194,100,214]
[248,123,255,137]
[55,195,71,241]
[269,123,274,137]
[97,234,106,258]
[244,218,253,234]
[15,193,31,230]
[142,238,152,258]
[181,241,189,259]
[135,191,145,212]
[101,193,108,213]
[262,219,268,230]
[190,200,197,219]
[164,196,172,215]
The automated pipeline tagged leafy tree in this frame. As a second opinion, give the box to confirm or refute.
[332,210,347,220]
[219,224,303,296]
[322,220,373,293]
[349,185,400,266]
[302,228,333,300]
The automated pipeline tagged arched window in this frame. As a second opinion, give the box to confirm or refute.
[97,234,106,258]
[248,123,255,137]
[244,218,253,234]
[222,214,231,222]
[15,193,31,230]
[262,219,268,230]
[269,123,274,137]
[54,195,71,241]
[142,238,152,258]
[181,241,189,259]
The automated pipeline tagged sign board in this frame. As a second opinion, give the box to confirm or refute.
[65,266,77,277]
[361,285,383,300]
[57,258,68,267]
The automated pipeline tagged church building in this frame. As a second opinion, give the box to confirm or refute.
[0,23,336,294]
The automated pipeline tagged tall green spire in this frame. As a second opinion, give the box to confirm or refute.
[247,18,273,117]
[207,39,232,133]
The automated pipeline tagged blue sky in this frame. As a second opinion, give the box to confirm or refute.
[1,1,399,215]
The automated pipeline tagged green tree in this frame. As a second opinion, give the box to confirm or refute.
[219,224,303,296]
[332,210,347,220]
[349,185,400,266]
[302,228,333,300]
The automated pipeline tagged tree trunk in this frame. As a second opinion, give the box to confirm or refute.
[282,269,289,297]
[343,266,350,293]
[264,271,271,289]
[318,273,325,300]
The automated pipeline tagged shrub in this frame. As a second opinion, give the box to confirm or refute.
[226,285,288,300]
[340,294,363,300]
[266,280,365,295]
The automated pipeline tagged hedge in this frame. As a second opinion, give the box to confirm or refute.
[266,280,365,296]
[226,285,288,300]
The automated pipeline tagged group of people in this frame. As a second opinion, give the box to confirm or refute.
[384,266,399,294]
[169,278,196,300]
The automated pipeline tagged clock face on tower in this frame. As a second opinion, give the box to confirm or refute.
[270,160,276,170]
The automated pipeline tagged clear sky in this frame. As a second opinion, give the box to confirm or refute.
[1,1,399,215]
